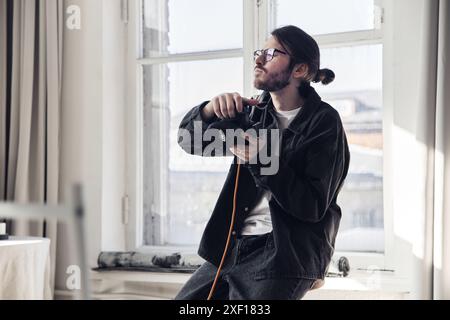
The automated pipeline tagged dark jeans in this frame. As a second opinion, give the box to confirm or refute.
[174,232,315,300]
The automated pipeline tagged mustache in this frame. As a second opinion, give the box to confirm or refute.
[254,67,265,72]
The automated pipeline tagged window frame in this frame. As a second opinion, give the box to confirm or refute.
[125,0,396,272]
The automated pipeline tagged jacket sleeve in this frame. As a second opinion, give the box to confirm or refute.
[177,101,234,157]
[244,114,348,223]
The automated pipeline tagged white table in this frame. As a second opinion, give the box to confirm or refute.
[0,236,52,299]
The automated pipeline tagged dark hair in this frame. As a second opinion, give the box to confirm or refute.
[271,25,335,95]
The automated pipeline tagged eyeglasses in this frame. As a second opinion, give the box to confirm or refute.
[253,48,289,63]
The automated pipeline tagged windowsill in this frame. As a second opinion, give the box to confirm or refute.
[99,247,400,299]
[91,269,192,285]
[89,269,411,300]
[128,246,388,277]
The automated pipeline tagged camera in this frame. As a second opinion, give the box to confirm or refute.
[206,92,270,146]
[207,104,255,132]
[207,103,264,145]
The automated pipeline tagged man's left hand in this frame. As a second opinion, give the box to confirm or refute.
[229,132,266,164]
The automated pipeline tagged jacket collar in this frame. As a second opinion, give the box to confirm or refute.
[263,85,322,134]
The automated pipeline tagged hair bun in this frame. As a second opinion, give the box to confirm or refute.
[314,68,335,85]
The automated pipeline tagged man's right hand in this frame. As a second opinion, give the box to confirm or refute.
[201,92,260,121]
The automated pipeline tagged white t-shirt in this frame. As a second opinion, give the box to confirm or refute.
[240,106,302,235]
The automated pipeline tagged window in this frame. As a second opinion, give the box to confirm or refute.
[272,0,377,35]
[272,0,385,253]
[139,0,244,246]
[132,0,385,254]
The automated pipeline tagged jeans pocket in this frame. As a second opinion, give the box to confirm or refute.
[259,232,274,264]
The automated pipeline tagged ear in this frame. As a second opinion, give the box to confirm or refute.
[292,63,309,80]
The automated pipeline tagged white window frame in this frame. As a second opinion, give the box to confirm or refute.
[125,0,400,274]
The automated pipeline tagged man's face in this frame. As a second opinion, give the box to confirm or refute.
[253,36,294,92]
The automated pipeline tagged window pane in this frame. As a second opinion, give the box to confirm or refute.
[142,58,244,246]
[272,0,375,35]
[313,44,384,252]
[142,0,243,57]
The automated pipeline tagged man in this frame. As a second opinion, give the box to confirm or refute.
[175,25,350,300]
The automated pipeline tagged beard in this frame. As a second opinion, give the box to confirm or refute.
[253,64,293,92]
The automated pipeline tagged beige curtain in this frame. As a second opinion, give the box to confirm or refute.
[0,0,63,298]
[433,0,450,300]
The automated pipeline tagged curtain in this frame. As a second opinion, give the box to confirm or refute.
[0,0,64,299]
[433,0,450,300]
[398,0,450,299]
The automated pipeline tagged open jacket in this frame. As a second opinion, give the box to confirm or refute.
[177,85,350,280]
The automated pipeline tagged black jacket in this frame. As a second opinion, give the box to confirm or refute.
[177,86,350,280]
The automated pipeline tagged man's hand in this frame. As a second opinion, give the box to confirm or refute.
[201,92,259,121]
[229,132,266,164]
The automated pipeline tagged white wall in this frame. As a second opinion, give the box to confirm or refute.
[57,0,126,291]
